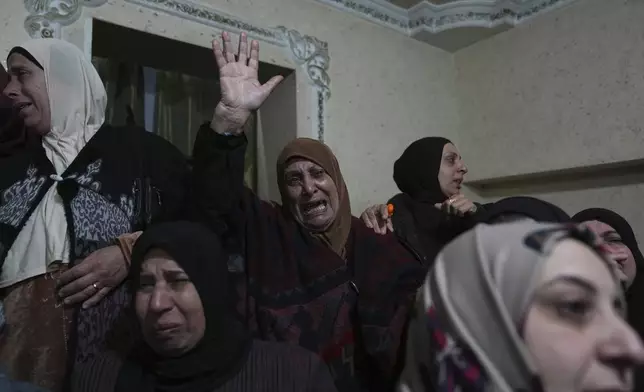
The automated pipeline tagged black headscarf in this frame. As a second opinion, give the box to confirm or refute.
[393,137,451,204]
[572,208,644,298]
[117,221,251,392]
[479,196,570,224]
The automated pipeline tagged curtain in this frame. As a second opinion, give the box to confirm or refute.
[92,57,144,127]
[91,56,257,190]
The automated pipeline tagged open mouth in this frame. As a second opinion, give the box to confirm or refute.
[301,200,328,216]
[14,102,32,114]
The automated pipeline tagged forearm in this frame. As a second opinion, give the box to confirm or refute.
[191,122,248,226]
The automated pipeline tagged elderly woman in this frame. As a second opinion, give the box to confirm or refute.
[477,196,570,224]
[74,221,337,392]
[0,39,189,390]
[360,137,483,266]
[398,221,644,392]
[187,31,423,392]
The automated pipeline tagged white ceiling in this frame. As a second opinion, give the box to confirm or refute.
[315,0,580,52]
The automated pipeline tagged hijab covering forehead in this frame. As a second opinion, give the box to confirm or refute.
[9,38,107,172]
[393,137,451,204]
[125,221,250,392]
[398,221,612,392]
[480,196,571,224]
[276,137,351,258]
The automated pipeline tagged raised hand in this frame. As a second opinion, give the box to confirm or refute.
[211,31,284,135]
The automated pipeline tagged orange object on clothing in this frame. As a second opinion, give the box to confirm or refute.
[387,204,394,215]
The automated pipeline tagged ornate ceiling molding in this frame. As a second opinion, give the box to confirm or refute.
[317,0,580,34]
[24,0,108,38]
[124,0,331,141]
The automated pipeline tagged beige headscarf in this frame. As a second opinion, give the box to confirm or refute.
[276,138,352,259]
[1,39,107,287]
[398,221,613,392]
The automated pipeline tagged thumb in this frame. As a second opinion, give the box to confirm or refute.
[260,75,284,96]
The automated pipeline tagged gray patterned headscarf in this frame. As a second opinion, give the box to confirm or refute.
[398,221,613,392]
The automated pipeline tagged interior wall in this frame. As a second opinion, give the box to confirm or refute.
[454,0,644,240]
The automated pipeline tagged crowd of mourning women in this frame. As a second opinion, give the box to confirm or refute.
[0,30,642,392]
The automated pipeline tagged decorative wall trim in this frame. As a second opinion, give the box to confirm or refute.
[24,0,108,39]
[316,0,580,34]
[123,0,331,141]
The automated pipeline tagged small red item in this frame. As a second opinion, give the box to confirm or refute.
[387,203,394,215]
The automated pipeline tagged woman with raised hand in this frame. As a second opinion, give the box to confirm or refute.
[190,31,424,392]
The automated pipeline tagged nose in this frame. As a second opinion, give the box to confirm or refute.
[458,159,468,174]
[2,78,19,99]
[597,316,644,374]
[149,284,173,313]
[301,177,317,196]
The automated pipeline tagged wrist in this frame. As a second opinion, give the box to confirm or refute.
[211,103,249,135]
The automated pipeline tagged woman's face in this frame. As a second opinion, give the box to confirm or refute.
[584,220,637,289]
[437,143,467,198]
[523,239,644,392]
[283,158,339,232]
[135,249,206,357]
[3,53,50,135]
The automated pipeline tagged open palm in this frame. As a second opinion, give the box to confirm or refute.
[213,31,283,116]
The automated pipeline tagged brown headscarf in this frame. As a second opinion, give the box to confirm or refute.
[277,138,352,258]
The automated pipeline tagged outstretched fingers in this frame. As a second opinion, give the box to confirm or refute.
[212,39,227,69]
[222,31,236,63]
[238,32,248,64]
[248,40,260,70]
[261,75,284,95]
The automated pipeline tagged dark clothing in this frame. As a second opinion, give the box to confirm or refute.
[0,370,47,392]
[388,193,483,266]
[123,221,251,392]
[0,124,189,388]
[479,196,570,224]
[74,340,337,392]
[191,125,424,392]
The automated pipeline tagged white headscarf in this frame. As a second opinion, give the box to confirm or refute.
[397,221,613,392]
[1,39,107,287]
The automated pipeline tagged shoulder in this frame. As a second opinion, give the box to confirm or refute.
[71,350,123,392]
[97,124,180,153]
[249,340,323,369]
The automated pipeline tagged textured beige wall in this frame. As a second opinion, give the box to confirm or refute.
[455,0,644,180]
[0,0,460,215]
[454,0,644,240]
